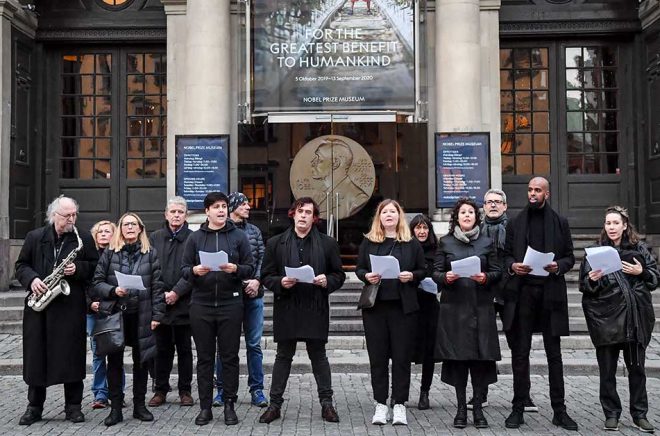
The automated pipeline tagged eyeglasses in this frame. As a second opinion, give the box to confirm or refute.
[122,222,139,228]
[55,211,77,219]
[485,199,504,206]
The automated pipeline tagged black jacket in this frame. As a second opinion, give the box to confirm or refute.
[149,221,193,325]
[15,225,98,386]
[502,204,575,336]
[261,226,346,342]
[355,237,426,315]
[579,242,659,348]
[413,242,440,364]
[432,233,502,361]
[231,218,266,299]
[92,243,165,363]
[181,220,254,307]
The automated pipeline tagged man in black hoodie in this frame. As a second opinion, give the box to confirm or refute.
[181,192,254,426]
[148,196,194,408]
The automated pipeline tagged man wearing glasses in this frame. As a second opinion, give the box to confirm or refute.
[15,196,99,425]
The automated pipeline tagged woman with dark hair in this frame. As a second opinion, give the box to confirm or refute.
[92,212,165,426]
[579,206,659,433]
[432,197,501,429]
[409,214,439,410]
[181,192,254,427]
[356,199,426,426]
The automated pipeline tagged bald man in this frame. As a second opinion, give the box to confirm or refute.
[501,177,578,431]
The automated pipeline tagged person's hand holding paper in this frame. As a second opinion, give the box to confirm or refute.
[284,265,315,284]
[369,254,401,279]
[198,250,229,272]
[585,246,622,276]
[521,246,555,277]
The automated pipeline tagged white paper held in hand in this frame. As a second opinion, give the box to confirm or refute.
[285,265,316,284]
[419,277,438,294]
[522,246,555,277]
[115,271,146,290]
[585,246,622,275]
[450,256,481,277]
[369,254,401,279]
[199,250,229,271]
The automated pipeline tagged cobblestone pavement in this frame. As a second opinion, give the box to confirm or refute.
[0,374,658,435]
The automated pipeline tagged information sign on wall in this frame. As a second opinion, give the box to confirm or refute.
[435,133,490,208]
[175,135,229,210]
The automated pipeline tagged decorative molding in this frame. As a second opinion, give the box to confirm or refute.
[500,19,641,35]
[160,0,186,15]
[0,0,18,20]
[481,0,502,10]
[640,0,660,29]
[37,27,166,41]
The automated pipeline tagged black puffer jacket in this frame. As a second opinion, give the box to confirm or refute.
[181,220,254,307]
[92,242,165,363]
[231,219,265,280]
[149,221,193,325]
[579,242,659,348]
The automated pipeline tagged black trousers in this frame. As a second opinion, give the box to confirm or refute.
[509,284,566,413]
[269,339,333,407]
[596,343,648,419]
[441,360,497,390]
[421,357,435,392]
[107,312,148,408]
[190,303,243,410]
[362,300,417,405]
[28,381,84,409]
[153,323,193,394]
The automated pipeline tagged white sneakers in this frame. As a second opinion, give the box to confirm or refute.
[372,403,408,425]
[372,403,389,425]
[392,404,408,425]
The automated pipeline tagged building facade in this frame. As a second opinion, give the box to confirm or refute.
[0,0,658,289]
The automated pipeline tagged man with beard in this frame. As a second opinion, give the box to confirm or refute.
[258,197,346,424]
[501,177,577,431]
[15,195,99,425]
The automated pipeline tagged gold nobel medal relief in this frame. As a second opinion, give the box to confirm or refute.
[290,135,375,220]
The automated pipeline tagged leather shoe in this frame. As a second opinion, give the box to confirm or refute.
[259,405,281,424]
[321,403,340,422]
[104,408,123,427]
[65,405,85,423]
[179,391,194,406]
[505,410,524,428]
[148,392,166,407]
[552,411,578,431]
[224,400,238,425]
[19,406,42,426]
[453,405,467,428]
[133,403,154,421]
[418,390,430,410]
[195,409,213,426]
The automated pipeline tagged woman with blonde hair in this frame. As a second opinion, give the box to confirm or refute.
[355,199,426,426]
[92,212,165,426]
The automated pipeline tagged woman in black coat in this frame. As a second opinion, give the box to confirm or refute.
[432,197,501,429]
[356,199,426,426]
[579,206,659,432]
[409,214,439,410]
[92,212,165,427]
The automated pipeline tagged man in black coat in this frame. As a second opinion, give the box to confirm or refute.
[148,196,194,408]
[258,197,346,424]
[15,196,99,425]
[502,177,577,431]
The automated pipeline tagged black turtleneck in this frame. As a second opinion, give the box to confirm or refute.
[527,205,545,252]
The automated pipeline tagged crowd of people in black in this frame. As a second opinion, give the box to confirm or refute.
[13,176,659,432]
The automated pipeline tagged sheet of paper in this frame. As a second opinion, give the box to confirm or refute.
[369,254,401,280]
[199,250,229,271]
[450,255,481,277]
[285,265,316,284]
[522,246,555,277]
[419,277,438,294]
[585,246,623,275]
[115,271,146,291]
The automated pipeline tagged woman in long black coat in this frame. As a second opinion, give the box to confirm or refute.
[579,206,659,432]
[92,212,165,427]
[432,197,501,429]
[409,214,439,410]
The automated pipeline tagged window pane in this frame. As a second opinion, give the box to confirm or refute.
[502,155,514,174]
[96,117,111,137]
[534,134,550,153]
[516,113,531,131]
[533,112,549,132]
[127,54,143,74]
[514,49,530,68]
[567,133,584,152]
[500,70,513,90]
[145,75,161,94]
[515,91,531,111]
[584,112,600,131]
[127,159,144,179]
[566,47,582,68]
[128,138,143,158]
[604,112,617,130]
[145,138,160,157]
[603,91,617,109]
[516,134,532,153]
[533,155,550,175]
[516,155,533,174]
[603,70,617,88]
[533,91,549,111]
[127,75,144,93]
[583,91,600,110]
[94,160,111,179]
[96,75,112,95]
[501,114,514,133]
[532,70,548,89]
[128,118,143,136]
[584,133,599,152]
[95,54,112,74]
[501,91,514,111]
[566,69,581,89]
[566,91,582,110]
[500,49,513,68]
[514,70,531,89]
[603,132,618,152]
[96,96,112,115]
[567,112,583,131]
[96,138,112,158]
[568,154,583,174]
[501,134,514,154]
[531,48,548,68]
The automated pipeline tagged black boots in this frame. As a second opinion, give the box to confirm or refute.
[133,403,154,421]
[18,406,42,426]
[453,388,467,428]
[64,404,85,423]
[472,393,488,428]
[418,390,430,410]
[195,408,213,425]
[224,399,238,425]
[104,408,123,426]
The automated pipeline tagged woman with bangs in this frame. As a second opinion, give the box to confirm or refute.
[92,212,165,426]
[356,199,426,426]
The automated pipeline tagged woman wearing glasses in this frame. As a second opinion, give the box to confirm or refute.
[92,212,165,426]
[579,206,659,433]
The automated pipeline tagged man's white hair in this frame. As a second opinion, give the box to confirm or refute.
[45,195,79,225]
[166,196,188,213]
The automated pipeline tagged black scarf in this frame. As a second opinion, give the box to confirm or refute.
[282,226,326,275]
[483,213,508,251]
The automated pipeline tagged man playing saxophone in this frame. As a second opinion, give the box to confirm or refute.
[14,196,99,425]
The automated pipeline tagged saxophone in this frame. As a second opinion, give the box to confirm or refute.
[27,226,84,312]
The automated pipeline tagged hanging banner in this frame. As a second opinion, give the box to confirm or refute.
[252,0,415,112]
[175,135,229,210]
[435,133,490,208]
